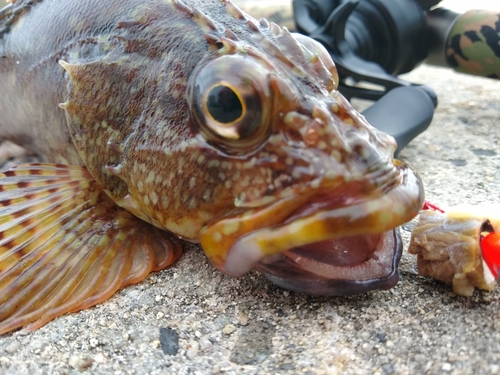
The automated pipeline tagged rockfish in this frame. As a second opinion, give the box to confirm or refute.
[0,0,423,333]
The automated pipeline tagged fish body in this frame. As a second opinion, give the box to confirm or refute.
[0,0,424,333]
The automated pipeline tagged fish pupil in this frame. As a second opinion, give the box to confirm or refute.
[207,85,243,124]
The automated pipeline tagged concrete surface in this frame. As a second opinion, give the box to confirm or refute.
[1,1,500,375]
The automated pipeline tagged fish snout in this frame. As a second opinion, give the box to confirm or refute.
[286,100,400,192]
[199,81,424,295]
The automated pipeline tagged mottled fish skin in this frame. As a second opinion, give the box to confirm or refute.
[1,0,404,238]
[0,0,226,164]
[0,0,232,236]
[0,0,424,327]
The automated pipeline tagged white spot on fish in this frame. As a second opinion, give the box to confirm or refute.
[232,171,241,182]
[197,154,206,164]
[212,232,222,242]
[310,178,321,189]
[222,221,240,235]
[188,198,196,210]
[208,160,220,168]
[325,170,338,179]
[150,191,159,205]
[161,195,170,208]
[240,176,250,188]
[146,171,155,184]
[179,140,189,152]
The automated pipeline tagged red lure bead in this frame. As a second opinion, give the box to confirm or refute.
[481,232,500,280]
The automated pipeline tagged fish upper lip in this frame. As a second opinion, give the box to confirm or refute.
[281,163,402,225]
[218,161,424,277]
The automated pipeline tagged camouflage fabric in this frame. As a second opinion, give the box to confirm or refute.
[446,10,500,79]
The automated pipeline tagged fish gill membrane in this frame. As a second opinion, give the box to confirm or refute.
[0,0,424,333]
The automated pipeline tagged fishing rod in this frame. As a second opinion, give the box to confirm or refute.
[294,0,500,155]
[245,0,500,155]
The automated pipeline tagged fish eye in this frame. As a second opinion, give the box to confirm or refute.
[206,85,244,124]
[189,55,272,153]
[200,81,256,141]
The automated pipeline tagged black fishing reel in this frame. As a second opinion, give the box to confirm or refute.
[293,0,499,155]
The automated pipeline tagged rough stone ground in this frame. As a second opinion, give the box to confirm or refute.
[1,2,500,375]
[0,63,498,375]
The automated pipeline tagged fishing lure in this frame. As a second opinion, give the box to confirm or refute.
[480,232,500,280]
[410,203,500,296]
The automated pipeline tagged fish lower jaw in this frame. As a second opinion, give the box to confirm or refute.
[224,166,422,275]
[256,229,403,296]
[225,227,403,296]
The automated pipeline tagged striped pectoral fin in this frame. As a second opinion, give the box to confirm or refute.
[0,163,182,334]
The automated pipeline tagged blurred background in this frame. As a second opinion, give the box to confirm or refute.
[1,1,499,31]
[1,1,499,14]
[0,1,499,374]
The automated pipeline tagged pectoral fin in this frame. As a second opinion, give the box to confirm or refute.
[0,163,182,334]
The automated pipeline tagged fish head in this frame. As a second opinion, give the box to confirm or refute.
[183,24,424,295]
[57,2,423,295]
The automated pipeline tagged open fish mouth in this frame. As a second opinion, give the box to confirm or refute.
[200,160,424,295]
[255,231,402,295]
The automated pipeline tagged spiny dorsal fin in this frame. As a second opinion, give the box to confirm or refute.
[171,0,193,16]
[171,0,222,33]
[259,18,269,29]
[246,20,262,34]
[205,32,222,50]
[224,28,239,41]
[192,7,219,33]
[223,0,247,21]
[0,163,182,334]
[269,22,281,35]
[220,37,238,54]
[0,3,14,37]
